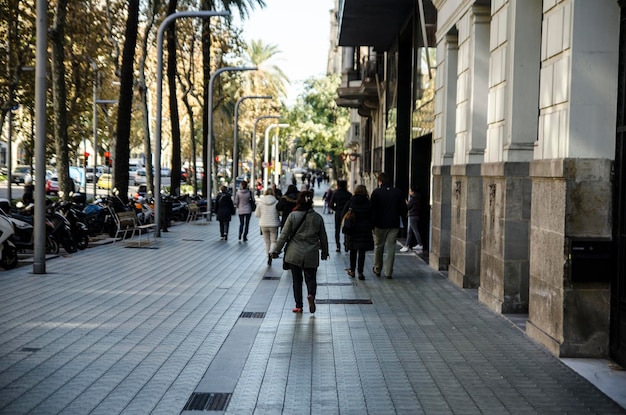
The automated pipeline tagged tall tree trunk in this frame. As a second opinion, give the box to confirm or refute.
[114,0,140,203]
[138,0,157,197]
[181,94,196,195]
[50,0,71,199]
[166,0,181,196]
[200,0,214,198]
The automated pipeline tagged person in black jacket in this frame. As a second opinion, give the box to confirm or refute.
[215,186,235,240]
[400,185,424,252]
[341,184,374,280]
[370,172,407,278]
[276,184,299,230]
[329,180,352,252]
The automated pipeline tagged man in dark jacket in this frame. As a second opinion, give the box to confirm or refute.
[276,184,299,230]
[370,172,407,278]
[329,180,352,252]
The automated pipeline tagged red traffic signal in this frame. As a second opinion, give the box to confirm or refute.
[104,151,112,167]
[84,152,90,158]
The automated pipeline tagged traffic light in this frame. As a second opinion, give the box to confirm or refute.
[84,152,90,167]
[104,151,111,167]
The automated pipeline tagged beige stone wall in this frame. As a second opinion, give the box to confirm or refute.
[527,159,612,357]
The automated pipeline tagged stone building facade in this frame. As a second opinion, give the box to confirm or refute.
[336,0,625,366]
[431,0,621,360]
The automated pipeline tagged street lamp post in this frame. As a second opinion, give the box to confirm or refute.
[154,11,229,235]
[263,123,288,189]
[33,0,47,273]
[251,115,280,191]
[206,66,256,206]
[232,95,272,195]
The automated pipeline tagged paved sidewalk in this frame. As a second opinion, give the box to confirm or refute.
[0,198,624,414]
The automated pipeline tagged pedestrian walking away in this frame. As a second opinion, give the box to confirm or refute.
[255,188,281,265]
[341,184,374,280]
[322,186,334,214]
[215,186,235,240]
[370,172,407,278]
[271,191,329,313]
[329,180,352,252]
[234,180,254,242]
[400,185,424,253]
[276,184,299,230]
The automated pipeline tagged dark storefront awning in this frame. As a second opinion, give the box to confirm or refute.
[337,0,436,51]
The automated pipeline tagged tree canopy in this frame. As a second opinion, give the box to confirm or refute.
[0,0,349,200]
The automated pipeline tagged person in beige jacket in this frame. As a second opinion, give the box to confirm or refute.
[255,188,281,265]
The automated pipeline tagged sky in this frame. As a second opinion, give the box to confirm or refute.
[234,0,335,104]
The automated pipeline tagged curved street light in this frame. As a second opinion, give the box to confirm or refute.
[206,66,257,205]
[154,11,229,235]
[232,95,272,196]
[264,123,289,189]
[251,115,280,190]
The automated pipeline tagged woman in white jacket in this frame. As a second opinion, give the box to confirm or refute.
[255,188,281,265]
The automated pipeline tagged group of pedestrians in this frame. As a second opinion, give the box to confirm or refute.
[216,172,422,314]
[214,181,255,241]
[333,172,422,280]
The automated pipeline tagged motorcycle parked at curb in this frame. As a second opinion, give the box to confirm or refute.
[0,212,19,270]
[2,205,59,255]
[55,200,89,250]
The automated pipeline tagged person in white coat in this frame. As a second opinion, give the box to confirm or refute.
[255,188,281,265]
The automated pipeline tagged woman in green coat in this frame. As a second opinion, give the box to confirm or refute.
[272,191,329,313]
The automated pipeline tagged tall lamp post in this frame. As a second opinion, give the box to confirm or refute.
[33,0,47,273]
[251,115,280,190]
[232,95,272,195]
[206,66,256,205]
[263,123,288,189]
[154,11,229,235]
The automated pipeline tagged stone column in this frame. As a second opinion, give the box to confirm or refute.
[430,34,458,271]
[449,164,482,288]
[430,165,451,270]
[479,162,531,313]
[527,159,612,357]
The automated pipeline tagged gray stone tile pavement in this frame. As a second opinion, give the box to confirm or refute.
[0,198,624,414]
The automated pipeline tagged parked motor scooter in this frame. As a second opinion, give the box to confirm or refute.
[56,200,89,250]
[0,211,19,270]
[47,203,78,253]
[7,203,59,254]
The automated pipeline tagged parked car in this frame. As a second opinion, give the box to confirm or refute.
[97,173,112,190]
[133,168,147,186]
[11,166,32,184]
[86,166,105,183]
[45,176,80,195]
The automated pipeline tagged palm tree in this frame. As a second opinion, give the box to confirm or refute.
[244,39,289,100]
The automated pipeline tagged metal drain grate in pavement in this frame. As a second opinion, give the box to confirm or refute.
[124,246,159,249]
[20,347,41,352]
[315,299,373,304]
[183,392,231,411]
[262,276,280,280]
[239,311,266,318]
[318,282,355,286]
[182,239,205,242]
